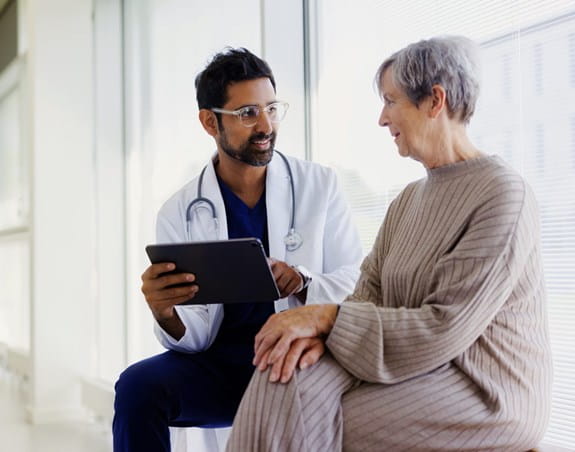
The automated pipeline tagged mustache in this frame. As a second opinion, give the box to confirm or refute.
[249,132,275,142]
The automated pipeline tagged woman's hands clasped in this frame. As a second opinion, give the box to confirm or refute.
[253,304,339,383]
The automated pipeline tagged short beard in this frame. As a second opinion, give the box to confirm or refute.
[218,127,276,167]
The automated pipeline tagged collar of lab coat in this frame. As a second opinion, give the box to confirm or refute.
[265,152,291,262]
[200,151,291,262]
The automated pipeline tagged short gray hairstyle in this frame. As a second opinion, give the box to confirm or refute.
[376,36,481,124]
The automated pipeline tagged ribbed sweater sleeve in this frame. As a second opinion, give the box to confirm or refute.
[326,156,548,387]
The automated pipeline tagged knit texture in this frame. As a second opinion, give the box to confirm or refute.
[226,156,552,452]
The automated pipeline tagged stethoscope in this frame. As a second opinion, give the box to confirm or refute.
[185,150,303,251]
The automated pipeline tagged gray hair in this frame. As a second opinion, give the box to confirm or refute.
[376,36,481,124]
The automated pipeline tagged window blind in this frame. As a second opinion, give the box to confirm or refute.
[310,0,575,446]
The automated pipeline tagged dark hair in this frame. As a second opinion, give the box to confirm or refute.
[195,47,276,110]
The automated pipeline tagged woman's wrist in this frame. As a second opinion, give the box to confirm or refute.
[315,304,339,336]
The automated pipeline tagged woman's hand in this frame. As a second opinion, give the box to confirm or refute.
[257,337,326,383]
[253,304,339,382]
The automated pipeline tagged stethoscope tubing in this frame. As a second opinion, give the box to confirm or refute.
[185,150,302,251]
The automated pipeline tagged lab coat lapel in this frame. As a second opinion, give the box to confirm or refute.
[197,156,228,240]
[266,152,291,262]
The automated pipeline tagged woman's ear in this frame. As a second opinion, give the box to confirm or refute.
[429,84,447,119]
[199,109,219,137]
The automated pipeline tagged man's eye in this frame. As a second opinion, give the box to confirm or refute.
[239,107,259,119]
[266,104,278,114]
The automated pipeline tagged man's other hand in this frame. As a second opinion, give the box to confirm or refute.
[141,263,198,321]
[268,258,303,298]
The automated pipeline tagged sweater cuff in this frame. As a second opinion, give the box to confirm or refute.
[326,301,380,377]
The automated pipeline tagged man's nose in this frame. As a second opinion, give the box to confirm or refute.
[254,110,274,134]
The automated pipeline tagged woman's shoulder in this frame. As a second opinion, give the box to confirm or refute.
[476,156,529,203]
[462,156,541,226]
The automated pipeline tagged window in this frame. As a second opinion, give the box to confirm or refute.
[0,233,29,351]
[572,114,575,169]
[309,0,575,446]
[123,0,267,363]
[502,53,512,101]
[0,58,29,352]
[534,43,543,95]
[569,32,575,88]
[534,123,545,176]
[0,87,24,230]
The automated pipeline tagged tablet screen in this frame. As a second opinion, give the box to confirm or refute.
[145,238,280,304]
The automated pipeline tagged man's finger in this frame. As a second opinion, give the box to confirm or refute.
[158,272,195,288]
[142,262,175,280]
[152,284,198,302]
[275,272,301,297]
[284,276,302,297]
[270,261,285,279]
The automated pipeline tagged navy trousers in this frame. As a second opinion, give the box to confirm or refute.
[112,343,256,452]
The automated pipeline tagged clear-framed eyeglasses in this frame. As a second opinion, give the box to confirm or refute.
[211,101,289,127]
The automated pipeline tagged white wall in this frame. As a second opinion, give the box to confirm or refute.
[122,0,306,366]
[25,0,95,422]
[1,0,307,425]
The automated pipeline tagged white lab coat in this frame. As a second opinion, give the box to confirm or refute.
[153,152,363,353]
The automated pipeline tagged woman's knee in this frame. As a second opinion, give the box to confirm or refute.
[295,354,354,399]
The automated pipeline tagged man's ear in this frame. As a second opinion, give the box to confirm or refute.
[199,109,219,137]
[429,84,447,119]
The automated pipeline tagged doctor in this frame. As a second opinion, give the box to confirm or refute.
[112,47,362,452]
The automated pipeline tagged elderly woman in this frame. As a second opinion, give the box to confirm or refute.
[225,36,552,451]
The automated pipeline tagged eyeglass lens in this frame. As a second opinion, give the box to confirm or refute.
[239,103,287,126]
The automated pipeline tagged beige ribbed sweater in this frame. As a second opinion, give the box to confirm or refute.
[227,156,552,452]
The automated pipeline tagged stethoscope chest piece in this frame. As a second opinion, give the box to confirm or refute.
[284,228,303,251]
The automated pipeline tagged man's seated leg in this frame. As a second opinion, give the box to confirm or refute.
[113,346,254,452]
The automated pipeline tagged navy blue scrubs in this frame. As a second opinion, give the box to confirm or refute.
[113,178,275,452]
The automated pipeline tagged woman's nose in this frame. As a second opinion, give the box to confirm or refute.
[378,108,389,127]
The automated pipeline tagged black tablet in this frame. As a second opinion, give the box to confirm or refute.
[145,238,280,304]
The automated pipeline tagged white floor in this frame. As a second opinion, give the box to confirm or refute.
[0,377,112,452]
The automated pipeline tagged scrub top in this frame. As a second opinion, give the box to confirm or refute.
[211,175,275,348]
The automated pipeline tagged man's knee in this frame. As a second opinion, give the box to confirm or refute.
[114,358,168,412]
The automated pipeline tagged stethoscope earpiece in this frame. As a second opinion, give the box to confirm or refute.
[186,151,303,251]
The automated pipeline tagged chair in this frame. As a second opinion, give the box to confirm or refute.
[170,426,231,452]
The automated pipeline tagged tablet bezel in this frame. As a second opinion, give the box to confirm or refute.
[145,238,280,304]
